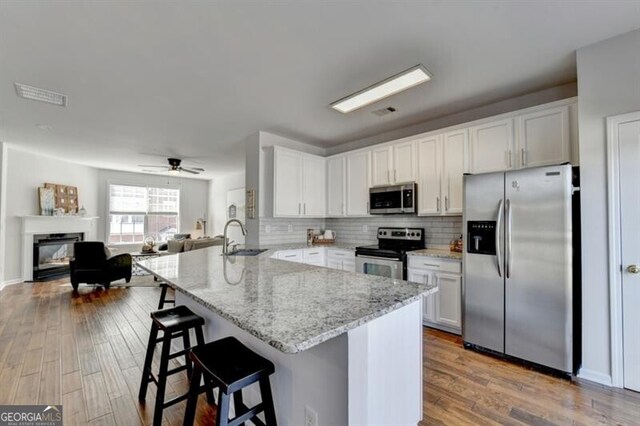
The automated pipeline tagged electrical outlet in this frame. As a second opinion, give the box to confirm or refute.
[304,406,318,426]
[288,224,293,233]
[362,225,369,232]
[265,225,271,233]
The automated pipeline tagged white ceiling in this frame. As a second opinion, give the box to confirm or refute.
[1,1,638,179]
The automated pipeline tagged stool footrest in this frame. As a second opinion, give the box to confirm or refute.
[168,348,190,360]
[167,364,188,376]
[229,402,266,426]
[162,392,189,409]
[155,330,186,343]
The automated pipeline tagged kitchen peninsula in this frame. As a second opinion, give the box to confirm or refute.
[137,245,435,426]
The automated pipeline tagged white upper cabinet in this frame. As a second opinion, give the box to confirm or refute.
[517,105,570,168]
[274,148,302,216]
[274,147,325,218]
[345,150,371,216]
[302,155,326,217]
[371,146,393,186]
[469,118,515,174]
[417,130,467,216]
[326,156,346,217]
[442,130,467,214]
[371,140,417,186]
[417,136,441,215]
[393,140,417,183]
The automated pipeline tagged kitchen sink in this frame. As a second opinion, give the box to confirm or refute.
[225,248,268,256]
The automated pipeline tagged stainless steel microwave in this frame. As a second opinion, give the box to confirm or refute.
[369,183,416,214]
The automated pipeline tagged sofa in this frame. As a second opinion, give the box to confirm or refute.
[165,235,225,253]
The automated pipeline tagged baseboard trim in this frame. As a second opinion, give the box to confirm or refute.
[0,278,24,291]
[578,368,613,387]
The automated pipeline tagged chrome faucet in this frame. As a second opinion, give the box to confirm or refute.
[223,219,247,255]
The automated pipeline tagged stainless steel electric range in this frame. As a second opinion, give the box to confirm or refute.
[355,227,425,280]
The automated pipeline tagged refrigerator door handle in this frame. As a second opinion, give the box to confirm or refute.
[496,198,504,277]
[506,198,513,278]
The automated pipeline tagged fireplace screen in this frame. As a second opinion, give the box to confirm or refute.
[33,233,83,280]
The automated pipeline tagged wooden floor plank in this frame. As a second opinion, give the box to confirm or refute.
[1,279,639,426]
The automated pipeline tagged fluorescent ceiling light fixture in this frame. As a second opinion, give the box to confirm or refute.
[331,65,432,114]
[14,82,67,107]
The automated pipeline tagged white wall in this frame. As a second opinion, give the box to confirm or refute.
[96,169,209,252]
[577,28,640,385]
[2,147,99,283]
[208,171,245,243]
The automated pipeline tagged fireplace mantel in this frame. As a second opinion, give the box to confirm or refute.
[21,215,99,281]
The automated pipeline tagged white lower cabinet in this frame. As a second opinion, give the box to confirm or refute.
[272,248,355,271]
[408,256,462,335]
[327,249,356,272]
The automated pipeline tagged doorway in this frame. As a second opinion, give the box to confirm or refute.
[607,110,640,392]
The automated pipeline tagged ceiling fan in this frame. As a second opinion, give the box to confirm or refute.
[138,158,205,175]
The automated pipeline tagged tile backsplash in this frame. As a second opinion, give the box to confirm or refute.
[259,216,462,249]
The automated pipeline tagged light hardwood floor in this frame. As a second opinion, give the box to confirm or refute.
[0,280,638,425]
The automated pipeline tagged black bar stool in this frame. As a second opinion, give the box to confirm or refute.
[183,336,277,426]
[157,282,175,309]
[139,305,214,426]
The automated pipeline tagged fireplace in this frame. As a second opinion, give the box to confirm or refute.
[33,233,84,280]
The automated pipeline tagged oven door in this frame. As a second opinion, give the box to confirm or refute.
[369,186,403,214]
[355,255,404,280]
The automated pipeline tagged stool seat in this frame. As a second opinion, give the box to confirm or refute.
[151,305,204,332]
[191,336,275,394]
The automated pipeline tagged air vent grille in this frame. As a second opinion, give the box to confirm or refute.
[14,83,67,107]
[372,106,397,116]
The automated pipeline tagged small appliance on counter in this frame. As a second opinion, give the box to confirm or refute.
[369,183,416,214]
[355,227,424,280]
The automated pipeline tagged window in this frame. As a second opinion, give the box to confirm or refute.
[108,184,180,244]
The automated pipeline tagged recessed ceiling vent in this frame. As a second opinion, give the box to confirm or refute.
[14,83,67,107]
[372,106,397,117]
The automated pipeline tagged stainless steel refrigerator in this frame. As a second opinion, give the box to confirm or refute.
[462,164,575,373]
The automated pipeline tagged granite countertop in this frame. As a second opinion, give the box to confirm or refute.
[407,248,463,261]
[137,245,435,354]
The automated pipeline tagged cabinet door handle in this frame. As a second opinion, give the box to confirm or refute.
[445,196,449,212]
[367,201,370,214]
[387,170,390,183]
[521,148,526,167]
[508,150,513,168]
[304,203,306,215]
[285,255,297,258]
[437,197,440,212]
[423,263,440,268]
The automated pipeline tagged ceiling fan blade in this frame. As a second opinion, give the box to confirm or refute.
[137,164,168,168]
[180,168,200,174]
[186,167,205,172]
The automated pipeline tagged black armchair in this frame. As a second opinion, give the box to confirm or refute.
[69,242,132,290]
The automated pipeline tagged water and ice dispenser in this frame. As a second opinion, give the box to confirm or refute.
[467,221,497,255]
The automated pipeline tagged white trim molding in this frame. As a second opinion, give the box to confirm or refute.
[0,278,24,292]
[578,368,613,387]
[606,110,640,389]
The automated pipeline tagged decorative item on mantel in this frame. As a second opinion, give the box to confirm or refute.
[38,182,80,215]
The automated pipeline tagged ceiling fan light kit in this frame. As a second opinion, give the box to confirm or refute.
[137,158,205,175]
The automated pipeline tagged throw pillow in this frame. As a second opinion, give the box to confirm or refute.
[167,239,185,253]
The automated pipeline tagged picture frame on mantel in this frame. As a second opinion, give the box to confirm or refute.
[43,182,79,214]
[38,187,55,216]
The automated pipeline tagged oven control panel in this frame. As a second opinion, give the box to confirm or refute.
[378,227,423,241]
